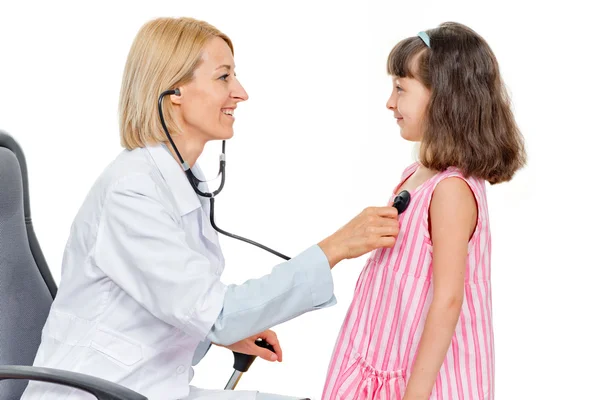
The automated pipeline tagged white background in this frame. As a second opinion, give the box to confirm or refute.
[1,0,599,398]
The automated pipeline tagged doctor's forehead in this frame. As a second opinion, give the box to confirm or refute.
[197,37,236,72]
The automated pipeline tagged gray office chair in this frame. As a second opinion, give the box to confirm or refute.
[0,131,148,399]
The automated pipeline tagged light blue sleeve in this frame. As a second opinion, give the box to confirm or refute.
[206,244,337,346]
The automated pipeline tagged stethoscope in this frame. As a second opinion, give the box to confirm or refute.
[158,88,411,261]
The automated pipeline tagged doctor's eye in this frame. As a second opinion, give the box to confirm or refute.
[219,73,230,81]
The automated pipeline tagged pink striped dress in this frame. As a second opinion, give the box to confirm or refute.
[322,162,494,400]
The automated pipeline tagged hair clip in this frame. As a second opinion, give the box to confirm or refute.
[418,31,431,48]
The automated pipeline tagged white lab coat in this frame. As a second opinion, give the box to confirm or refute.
[21,143,336,400]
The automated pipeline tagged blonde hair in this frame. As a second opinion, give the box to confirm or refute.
[118,17,233,149]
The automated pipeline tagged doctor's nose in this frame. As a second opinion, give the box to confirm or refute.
[231,79,249,102]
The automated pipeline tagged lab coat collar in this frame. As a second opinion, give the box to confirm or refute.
[145,143,206,217]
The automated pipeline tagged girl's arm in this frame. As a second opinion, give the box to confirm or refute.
[403,177,477,400]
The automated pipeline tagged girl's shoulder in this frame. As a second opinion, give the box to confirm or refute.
[425,166,488,215]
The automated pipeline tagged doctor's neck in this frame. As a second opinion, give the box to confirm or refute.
[165,133,207,171]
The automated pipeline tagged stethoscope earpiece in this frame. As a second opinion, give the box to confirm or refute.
[393,190,411,214]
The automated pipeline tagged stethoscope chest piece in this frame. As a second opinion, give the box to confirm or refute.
[392,190,411,214]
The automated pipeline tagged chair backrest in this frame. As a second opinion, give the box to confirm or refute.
[0,131,57,399]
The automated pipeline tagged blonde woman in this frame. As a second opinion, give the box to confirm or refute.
[20,17,400,400]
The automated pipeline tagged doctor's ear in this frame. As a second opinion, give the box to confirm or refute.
[169,88,182,104]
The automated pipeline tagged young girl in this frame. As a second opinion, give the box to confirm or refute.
[322,22,526,400]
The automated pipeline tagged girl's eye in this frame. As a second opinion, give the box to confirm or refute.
[396,85,404,93]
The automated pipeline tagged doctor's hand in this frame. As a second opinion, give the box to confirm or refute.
[216,329,283,362]
[318,206,399,268]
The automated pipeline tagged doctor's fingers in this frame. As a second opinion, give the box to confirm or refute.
[365,224,400,237]
[256,330,282,362]
[361,212,400,228]
[362,206,399,220]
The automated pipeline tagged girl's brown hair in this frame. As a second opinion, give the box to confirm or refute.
[387,22,526,184]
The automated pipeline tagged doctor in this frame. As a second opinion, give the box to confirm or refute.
[21,17,400,400]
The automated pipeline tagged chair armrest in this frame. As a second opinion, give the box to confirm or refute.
[0,365,147,400]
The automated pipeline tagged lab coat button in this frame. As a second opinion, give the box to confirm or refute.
[176,365,186,374]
